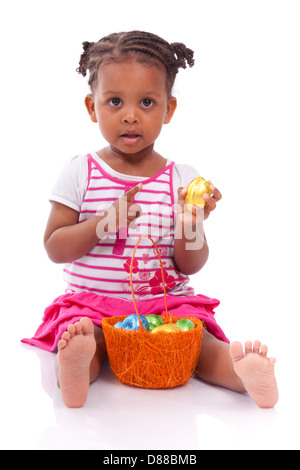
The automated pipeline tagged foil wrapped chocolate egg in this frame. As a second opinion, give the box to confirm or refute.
[151,323,182,334]
[175,319,195,331]
[185,176,212,211]
[145,314,164,331]
[120,314,149,331]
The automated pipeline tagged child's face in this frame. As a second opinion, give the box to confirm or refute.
[85,59,177,156]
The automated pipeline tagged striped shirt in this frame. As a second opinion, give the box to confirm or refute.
[51,153,197,300]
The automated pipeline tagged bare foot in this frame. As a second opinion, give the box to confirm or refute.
[57,317,96,407]
[229,340,279,408]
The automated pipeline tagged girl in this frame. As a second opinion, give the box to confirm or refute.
[22,31,278,408]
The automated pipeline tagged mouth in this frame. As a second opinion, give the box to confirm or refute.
[120,131,142,145]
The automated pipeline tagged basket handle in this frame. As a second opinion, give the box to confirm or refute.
[130,235,168,329]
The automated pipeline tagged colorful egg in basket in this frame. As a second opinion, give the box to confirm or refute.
[102,235,204,389]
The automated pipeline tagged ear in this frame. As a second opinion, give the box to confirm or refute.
[84,94,98,123]
[164,96,177,124]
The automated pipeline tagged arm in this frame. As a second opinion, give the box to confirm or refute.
[44,184,143,264]
[43,202,106,263]
[173,184,221,275]
[173,216,209,275]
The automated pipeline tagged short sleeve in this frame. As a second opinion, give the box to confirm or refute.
[49,155,88,212]
[172,163,200,203]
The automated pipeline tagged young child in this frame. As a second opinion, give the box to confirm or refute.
[22,31,278,408]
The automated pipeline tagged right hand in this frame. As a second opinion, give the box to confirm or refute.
[113,183,143,231]
[96,184,143,239]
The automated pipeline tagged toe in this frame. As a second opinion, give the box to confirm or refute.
[245,341,253,354]
[81,317,95,335]
[253,340,261,354]
[229,341,244,363]
[61,331,70,342]
[58,338,67,351]
[74,321,83,335]
[261,344,268,357]
[58,330,71,351]
[67,323,76,337]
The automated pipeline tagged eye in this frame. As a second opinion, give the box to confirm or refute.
[108,98,122,107]
[141,98,154,108]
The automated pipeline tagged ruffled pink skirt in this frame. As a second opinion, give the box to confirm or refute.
[22,292,229,351]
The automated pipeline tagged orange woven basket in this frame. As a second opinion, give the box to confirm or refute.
[102,235,204,389]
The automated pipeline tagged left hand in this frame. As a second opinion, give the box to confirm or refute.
[201,181,222,219]
[177,181,222,223]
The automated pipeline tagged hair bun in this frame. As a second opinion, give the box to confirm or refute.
[170,42,195,69]
[82,41,94,52]
[76,41,95,77]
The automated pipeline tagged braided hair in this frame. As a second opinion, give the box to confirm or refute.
[77,31,195,96]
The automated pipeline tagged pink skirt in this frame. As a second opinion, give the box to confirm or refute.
[21,292,229,351]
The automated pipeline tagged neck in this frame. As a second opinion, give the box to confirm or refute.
[107,144,156,164]
[97,145,166,177]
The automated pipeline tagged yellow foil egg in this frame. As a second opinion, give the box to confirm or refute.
[151,324,182,334]
[185,176,212,211]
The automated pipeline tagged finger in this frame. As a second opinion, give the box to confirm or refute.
[128,220,137,230]
[203,210,210,220]
[210,184,222,201]
[177,187,187,202]
[203,194,216,212]
[128,203,142,220]
[178,187,187,209]
[124,183,143,201]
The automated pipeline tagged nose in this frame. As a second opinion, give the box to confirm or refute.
[122,105,139,124]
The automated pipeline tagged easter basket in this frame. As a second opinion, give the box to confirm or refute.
[102,235,204,389]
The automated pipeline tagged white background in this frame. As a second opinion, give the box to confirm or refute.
[0,0,299,450]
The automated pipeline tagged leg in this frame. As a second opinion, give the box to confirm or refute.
[196,330,279,408]
[55,317,107,408]
[89,322,108,383]
[196,330,246,392]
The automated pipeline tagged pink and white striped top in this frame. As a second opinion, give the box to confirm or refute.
[55,154,195,300]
